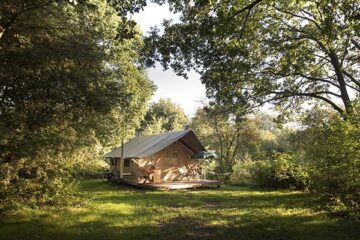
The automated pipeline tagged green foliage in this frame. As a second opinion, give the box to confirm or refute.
[269,153,310,190]
[230,154,255,186]
[69,147,106,180]
[145,0,359,116]
[0,0,154,211]
[191,106,243,172]
[0,155,79,213]
[138,98,189,135]
[231,153,310,190]
[191,107,294,173]
[301,103,360,219]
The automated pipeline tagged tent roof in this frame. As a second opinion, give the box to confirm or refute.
[104,130,206,159]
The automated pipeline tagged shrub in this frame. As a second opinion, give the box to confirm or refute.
[269,153,310,190]
[0,155,79,213]
[251,160,272,187]
[304,107,360,219]
[70,149,105,180]
[230,155,256,186]
[230,153,310,190]
[72,159,104,180]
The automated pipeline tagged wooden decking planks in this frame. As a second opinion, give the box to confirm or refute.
[137,180,221,190]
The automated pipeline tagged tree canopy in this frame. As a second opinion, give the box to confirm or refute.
[0,0,154,208]
[137,98,189,135]
[144,0,360,116]
[1,0,359,220]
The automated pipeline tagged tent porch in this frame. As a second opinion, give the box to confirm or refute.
[137,179,221,190]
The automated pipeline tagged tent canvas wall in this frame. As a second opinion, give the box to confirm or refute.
[104,130,213,186]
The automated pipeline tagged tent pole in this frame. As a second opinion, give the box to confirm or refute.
[120,138,124,180]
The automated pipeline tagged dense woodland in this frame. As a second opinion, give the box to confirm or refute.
[0,0,359,225]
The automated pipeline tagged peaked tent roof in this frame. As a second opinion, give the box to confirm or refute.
[104,130,206,159]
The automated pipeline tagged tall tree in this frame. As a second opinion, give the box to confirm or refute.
[191,107,295,171]
[190,106,243,172]
[138,98,189,135]
[0,0,154,207]
[144,0,360,116]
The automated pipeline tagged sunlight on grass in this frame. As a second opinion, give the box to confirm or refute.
[0,179,359,240]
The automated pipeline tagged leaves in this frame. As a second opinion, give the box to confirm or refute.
[137,98,189,135]
[144,0,359,116]
[0,0,154,210]
[298,102,360,218]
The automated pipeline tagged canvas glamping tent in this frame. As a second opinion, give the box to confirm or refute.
[104,130,220,190]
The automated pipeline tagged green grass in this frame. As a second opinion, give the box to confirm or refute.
[0,179,359,240]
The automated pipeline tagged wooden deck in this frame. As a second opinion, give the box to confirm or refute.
[137,180,221,190]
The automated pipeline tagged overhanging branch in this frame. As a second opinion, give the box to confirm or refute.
[254,91,345,114]
[343,70,360,89]
[229,0,263,20]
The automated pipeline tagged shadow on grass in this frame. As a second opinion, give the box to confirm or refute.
[0,180,359,240]
[2,210,359,240]
[92,187,309,211]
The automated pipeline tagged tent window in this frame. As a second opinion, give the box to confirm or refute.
[124,159,131,168]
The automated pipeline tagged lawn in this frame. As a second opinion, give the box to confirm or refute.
[0,179,359,240]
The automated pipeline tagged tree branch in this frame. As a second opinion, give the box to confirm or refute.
[229,0,263,20]
[273,5,323,32]
[239,9,251,39]
[295,73,341,89]
[254,91,345,114]
[343,70,360,88]
[351,39,360,50]
[0,0,57,40]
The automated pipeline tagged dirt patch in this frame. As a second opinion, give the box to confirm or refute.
[203,198,221,208]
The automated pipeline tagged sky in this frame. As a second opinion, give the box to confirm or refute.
[132,3,207,117]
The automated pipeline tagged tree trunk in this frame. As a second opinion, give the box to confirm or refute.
[329,49,353,116]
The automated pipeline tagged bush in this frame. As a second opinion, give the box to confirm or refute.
[250,160,272,187]
[70,150,105,180]
[230,153,310,190]
[230,155,256,186]
[0,155,79,213]
[269,153,310,190]
[0,149,107,214]
[303,106,360,219]
[71,159,104,180]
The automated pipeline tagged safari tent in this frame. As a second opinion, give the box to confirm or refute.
[104,130,220,190]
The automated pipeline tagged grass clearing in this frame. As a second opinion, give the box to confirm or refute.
[0,179,359,240]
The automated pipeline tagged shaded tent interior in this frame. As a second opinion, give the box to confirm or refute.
[104,130,220,189]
